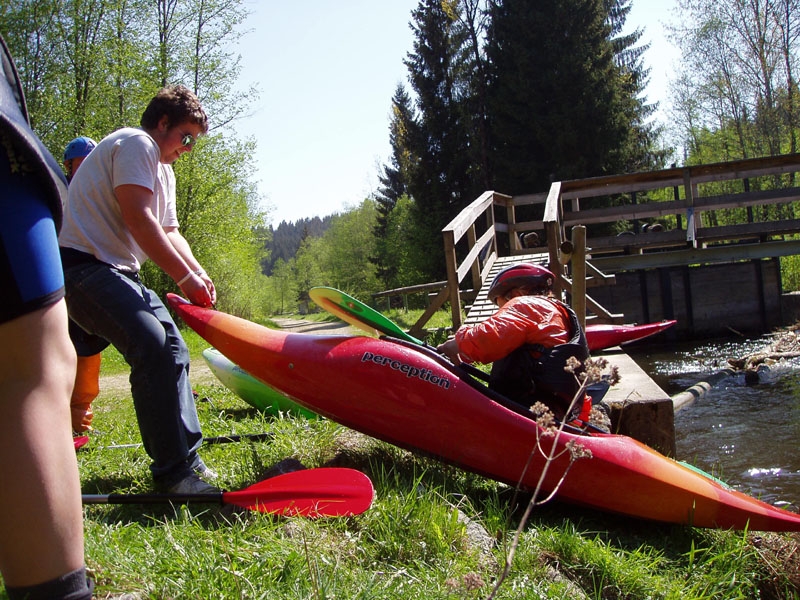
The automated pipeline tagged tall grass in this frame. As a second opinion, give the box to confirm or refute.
[2,329,797,599]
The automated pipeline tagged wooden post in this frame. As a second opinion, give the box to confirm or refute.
[505,195,517,251]
[467,224,481,293]
[571,226,587,332]
[443,229,462,329]
[672,163,683,230]
[683,168,697,248]
[543,182,563,297]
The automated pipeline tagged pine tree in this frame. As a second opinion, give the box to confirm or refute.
[376,85,417,210]
[373,84,419,287]
[402,0,481,280]
[486,0,663,196]
[374,1,496,285]
[605,0,668,172]
[375,0,667,286]
[453,0,493,189]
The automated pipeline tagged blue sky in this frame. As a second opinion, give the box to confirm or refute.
[230,1,680,226]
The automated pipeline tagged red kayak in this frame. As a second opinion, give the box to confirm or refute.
[167,294,800,531]
[586,320,677,352]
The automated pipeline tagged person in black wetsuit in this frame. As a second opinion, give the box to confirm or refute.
[0,33,93,600]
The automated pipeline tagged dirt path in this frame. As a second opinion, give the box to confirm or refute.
[98,318,355,396]
[270,317,356,335]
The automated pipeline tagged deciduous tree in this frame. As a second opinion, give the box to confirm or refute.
[1,0,269,318]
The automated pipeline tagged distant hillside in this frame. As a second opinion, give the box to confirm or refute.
[261,216,333,275]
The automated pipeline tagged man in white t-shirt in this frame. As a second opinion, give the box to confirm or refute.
[59,85,218,495]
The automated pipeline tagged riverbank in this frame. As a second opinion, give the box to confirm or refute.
[68,322,800,599]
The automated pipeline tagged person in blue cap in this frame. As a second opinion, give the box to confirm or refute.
[62,136,96,183]
[0,33,93,600]
[62,136,104,434]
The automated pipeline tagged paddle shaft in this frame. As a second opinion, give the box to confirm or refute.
[83,491,222,506]
[309,287,423,344]
[101,432,273,450]
[310,287,494,380]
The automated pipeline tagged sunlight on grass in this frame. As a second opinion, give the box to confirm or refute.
[47,313,799,599]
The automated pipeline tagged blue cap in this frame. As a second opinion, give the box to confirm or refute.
[63,136,96,161]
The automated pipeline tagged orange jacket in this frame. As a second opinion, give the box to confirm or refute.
[454,295,569,364]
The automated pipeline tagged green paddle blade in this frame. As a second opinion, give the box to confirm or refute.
[309,286,423,345]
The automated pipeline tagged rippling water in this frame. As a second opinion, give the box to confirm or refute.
[628,337,800,512]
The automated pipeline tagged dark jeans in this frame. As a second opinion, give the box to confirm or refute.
[62,259,203,486]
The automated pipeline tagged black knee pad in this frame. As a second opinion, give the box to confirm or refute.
[5,566,94,600]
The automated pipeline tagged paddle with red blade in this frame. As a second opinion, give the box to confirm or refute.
[82,467,375,517]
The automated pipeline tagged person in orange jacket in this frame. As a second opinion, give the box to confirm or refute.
[437,263,597,426]
[63,137,103,434]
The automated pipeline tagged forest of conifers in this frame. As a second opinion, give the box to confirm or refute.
[2,0,798,318]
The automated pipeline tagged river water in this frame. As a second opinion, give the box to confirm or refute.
[628,336,800,513]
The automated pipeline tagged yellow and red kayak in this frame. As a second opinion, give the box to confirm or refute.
[167,294,800,531]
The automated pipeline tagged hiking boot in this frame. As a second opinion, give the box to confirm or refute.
[167,472,220,495]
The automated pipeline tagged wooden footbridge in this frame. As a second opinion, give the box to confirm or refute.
[371,153,800,455]
[375,153,800,340]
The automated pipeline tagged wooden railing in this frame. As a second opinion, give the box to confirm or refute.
[387,153,800,335]
[556,154,800,250]
[440,191,509,331]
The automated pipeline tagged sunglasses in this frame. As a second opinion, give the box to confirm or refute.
[180,131,198,147]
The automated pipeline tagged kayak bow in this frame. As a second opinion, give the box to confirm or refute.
[586,320,677,351]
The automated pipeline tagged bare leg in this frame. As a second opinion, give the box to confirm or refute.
[0,300,84,587]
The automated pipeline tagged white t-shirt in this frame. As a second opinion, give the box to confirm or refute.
[59,127,179,272]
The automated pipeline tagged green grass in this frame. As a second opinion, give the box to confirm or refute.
[4,328,798,599]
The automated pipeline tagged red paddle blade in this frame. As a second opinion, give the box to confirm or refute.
[73,435,89,450]
[223,468,375,517]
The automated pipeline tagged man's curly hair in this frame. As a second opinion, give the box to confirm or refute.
[140,84,208,133]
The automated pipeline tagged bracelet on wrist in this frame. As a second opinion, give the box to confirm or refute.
[176,271,194,286]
